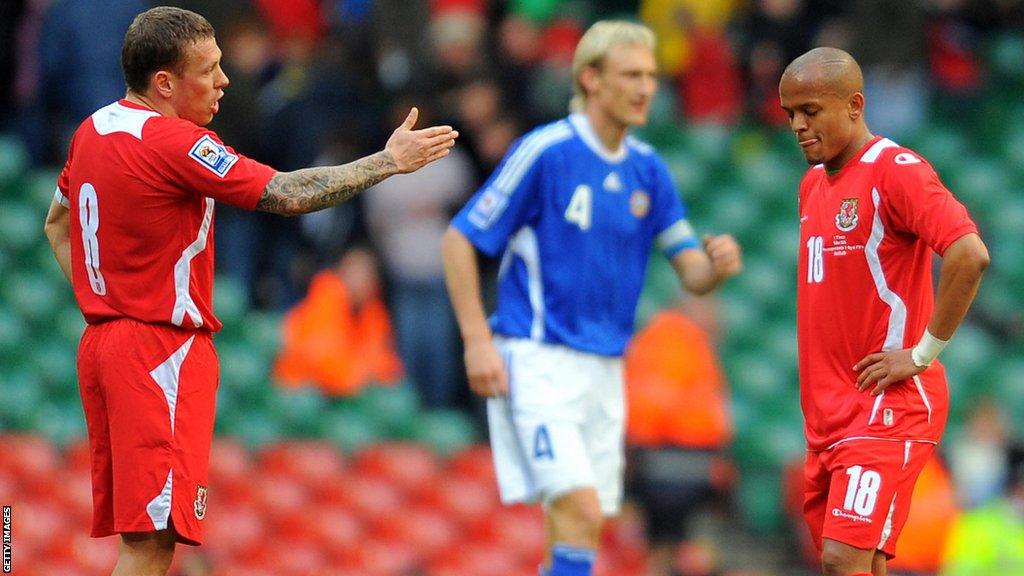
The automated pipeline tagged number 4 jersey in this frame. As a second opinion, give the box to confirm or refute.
[57,100,276,331]
[452,113,699,356]
[797,136,978,451]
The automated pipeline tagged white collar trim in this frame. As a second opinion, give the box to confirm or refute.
[568,113,628,163]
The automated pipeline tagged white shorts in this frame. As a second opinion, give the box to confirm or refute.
[487,336,625,515]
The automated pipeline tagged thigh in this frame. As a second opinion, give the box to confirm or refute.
[821,439,933,555]
[502,339,596,502]
[96,321,216,543]
[585,355,625,516]
[802,449,831,553]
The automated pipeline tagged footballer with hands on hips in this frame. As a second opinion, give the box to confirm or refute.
[441,20,741,576]
[43,6,456,576]
[780,47,989,576]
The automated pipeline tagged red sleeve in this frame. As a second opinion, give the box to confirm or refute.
[152,123,276,210]
[880,149,978,255]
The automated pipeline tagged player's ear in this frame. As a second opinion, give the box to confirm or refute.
[152,70,173,99]
[849,92,865,121]
[580,65,601,97]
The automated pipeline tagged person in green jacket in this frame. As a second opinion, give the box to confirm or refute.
[942,446,1024,576]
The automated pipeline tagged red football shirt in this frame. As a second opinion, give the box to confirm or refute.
[797,136,978,451]
[57,100,276,332]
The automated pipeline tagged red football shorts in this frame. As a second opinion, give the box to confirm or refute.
[803,438,934,558]
[77,319,218,545]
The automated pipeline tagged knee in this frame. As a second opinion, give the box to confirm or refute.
[550,489,604,537]
[820,546,861,576]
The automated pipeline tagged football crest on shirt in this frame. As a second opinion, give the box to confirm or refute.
[189,135,238,178]
[603,171,622,192]
[467,187,509,230]
[194,485,208,520]
[629,189,650,218]
[835,198,859,232]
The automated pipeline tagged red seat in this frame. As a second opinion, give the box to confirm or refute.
[416,474,498,532]
[247,472,312,521]
[203,501,266,562]
[0,435,61,493]
[372,503,461,562]
[319,473,405,521]
[447,444,497,485]
[354,442,441,499]
[70,531,120,574]
[258,440,345,489]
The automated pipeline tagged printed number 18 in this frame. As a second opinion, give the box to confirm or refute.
[806,235,824,284]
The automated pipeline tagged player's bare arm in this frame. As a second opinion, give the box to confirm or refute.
[670,234,743,295]
[854,233,989,395]
[441,226,508,397]
[257,108,458,216]
[44,198,73,283]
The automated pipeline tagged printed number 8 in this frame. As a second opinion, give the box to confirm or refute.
[79,183,107,295]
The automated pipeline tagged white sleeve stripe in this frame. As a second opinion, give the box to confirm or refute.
[493,123,573,194]
[861,138,898,163]
[655,219,696,251]
[54,187,69,208]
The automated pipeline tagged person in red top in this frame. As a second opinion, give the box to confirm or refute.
[42,7,457,576]
[779,47,989,576]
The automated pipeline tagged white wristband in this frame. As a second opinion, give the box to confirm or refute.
[911,329,948,367]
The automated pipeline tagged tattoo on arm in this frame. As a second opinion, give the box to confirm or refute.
[256,151,397,215]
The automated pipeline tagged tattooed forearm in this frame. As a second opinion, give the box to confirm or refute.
[256,151,398,215]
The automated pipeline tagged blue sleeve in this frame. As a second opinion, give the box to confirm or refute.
[649,155,699,257]
[451,136,544,257]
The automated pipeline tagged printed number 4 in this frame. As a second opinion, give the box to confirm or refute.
[806,235,824,284]
[565,185,592,231]
[843,465,881,516]
[79,183,107,295]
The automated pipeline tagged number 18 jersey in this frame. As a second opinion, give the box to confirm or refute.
[57,100,276,332]
[797,136,977,451]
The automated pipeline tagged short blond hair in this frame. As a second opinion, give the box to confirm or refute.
[570,20,656,113]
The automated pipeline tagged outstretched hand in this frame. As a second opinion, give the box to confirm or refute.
[853,348,925,396]
[384,108,459,173]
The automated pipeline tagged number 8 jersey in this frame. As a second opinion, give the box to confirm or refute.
[57,100,276,331]
[796,136,978,451]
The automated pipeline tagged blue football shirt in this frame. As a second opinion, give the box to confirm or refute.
[452,114,699,356]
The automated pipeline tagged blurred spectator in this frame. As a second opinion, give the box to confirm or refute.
[848,0,930,139]
[947,399,1013,508]
[274,247,403,396]
[0,0,25,130]
[927,0,986,113]
[365,104,476,409]
[624,296,734,576]
[738,0,812,127]
[34,0,148,161]
[889,456,960,576]
[941,444,1024,576]
[642,1,743,124]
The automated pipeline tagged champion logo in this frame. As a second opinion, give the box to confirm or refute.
[194,485,208,520]
[832,508,872,523]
